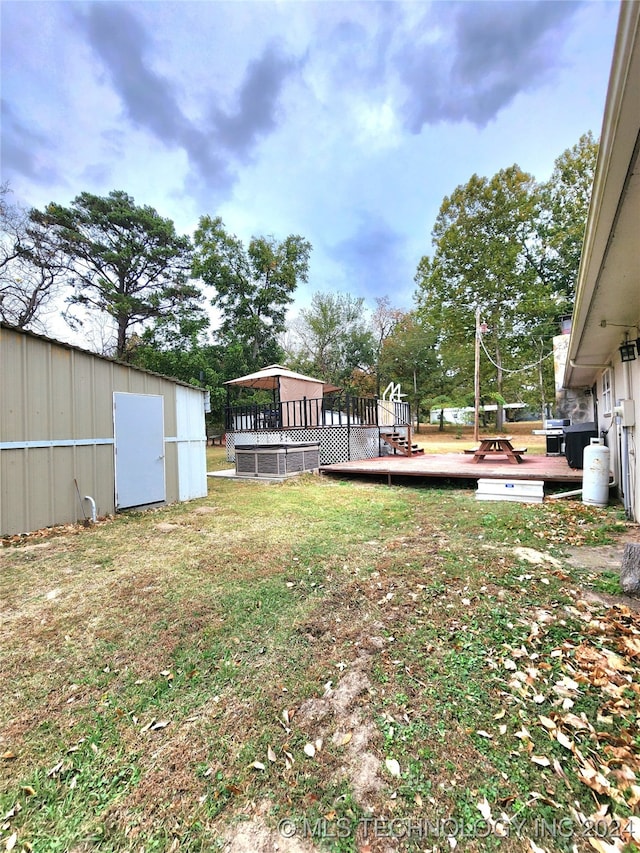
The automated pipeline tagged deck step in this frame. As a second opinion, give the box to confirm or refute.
[381,432,424,457]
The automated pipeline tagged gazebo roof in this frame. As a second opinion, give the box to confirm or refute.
[224,364,341,393]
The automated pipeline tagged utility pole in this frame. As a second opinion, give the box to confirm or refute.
[474,306,481,443]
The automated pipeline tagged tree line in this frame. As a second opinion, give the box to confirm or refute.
[0,132,597,428]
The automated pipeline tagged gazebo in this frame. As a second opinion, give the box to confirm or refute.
[223,365,408,465]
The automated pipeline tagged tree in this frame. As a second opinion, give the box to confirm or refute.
[415,166,555,430]
[287,291,376,389]
[130,312,214,385]
[0,184,68,329]
[378,310,441,431]
[535,132,598,312]
[30,190,199,359]
[192,215,311,370]
[370,296,401,396]
[130,312,228,423]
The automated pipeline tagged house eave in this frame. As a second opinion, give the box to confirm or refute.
[564,1,640,389]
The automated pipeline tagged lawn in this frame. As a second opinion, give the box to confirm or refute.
[413,421,548,455]
[1,442,638,853]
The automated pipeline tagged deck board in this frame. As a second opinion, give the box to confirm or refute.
[321,452,582,485]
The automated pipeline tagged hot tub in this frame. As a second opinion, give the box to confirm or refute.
[235,443,321,478]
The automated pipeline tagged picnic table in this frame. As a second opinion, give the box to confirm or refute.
[465,436,527,464]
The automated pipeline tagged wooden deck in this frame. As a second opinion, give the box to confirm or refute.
[321,451,583,486]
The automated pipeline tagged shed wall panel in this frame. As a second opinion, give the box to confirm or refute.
[0,444,117,535]
[164,443,179,504]
[51,346,74,440]
[0,449,28,534]
[93,359,117,439]
[24,338,49,441]
[1,330,26,442]
[73,351,99,439]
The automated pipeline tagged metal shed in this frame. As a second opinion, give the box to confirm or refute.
[0,323,208,536]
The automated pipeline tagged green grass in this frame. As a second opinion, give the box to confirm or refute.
[0,464,636,852]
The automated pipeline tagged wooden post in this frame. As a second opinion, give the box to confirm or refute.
[474,306,480,443]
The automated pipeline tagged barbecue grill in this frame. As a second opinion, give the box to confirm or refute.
[532,418,570,455]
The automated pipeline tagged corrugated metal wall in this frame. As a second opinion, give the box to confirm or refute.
[0,325,206,536]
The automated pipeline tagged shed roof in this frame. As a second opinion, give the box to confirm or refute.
[225,364,341,393]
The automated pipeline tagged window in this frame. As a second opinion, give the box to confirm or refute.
[602,369,612,416]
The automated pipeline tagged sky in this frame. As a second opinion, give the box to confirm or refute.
[0,0,621,344]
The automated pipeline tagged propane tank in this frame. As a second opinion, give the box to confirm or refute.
[582,438,610,508]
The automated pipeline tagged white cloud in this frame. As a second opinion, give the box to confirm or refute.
[0,0,620,336]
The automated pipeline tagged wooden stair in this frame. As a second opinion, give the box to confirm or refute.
[381,431,424,457]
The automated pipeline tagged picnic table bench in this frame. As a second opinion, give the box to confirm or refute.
[207,433,225,446]
[465,436,527,464]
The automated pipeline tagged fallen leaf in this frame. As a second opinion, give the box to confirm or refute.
[250,761,265,771]
[552,758,569,781]
[477,797,492,822]
[601,648,632,672]
[150,720,170,731]
[627,784,640,808]
[5,833,17,852]
[586,839,620,853]
[339,732,352,746]
[303,743,316,758]
[531,755,551,767]
[515,727,532,740]
[476,730,493,739]
[562,712,592,731]
[385,758,401,777]
[538,716,556,731]
[578,764,611,794]
[267,746,277,763]
[556,731,574,751]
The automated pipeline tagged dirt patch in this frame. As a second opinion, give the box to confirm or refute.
[564,542,629,573]
[221,801,318,852]
[564,527,640,611]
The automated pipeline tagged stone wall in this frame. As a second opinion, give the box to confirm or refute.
[553,334,595,423]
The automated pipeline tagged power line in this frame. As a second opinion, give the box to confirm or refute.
[479,334,554,374]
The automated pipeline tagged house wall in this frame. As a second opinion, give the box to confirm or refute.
[554,332,640,517]
[0,325,206,536]
[593,356,639,520]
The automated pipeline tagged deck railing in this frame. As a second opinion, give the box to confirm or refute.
[225,394,383,432]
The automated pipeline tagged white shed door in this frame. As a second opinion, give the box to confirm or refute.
[114,393,166,509]
[175,386,207,501]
